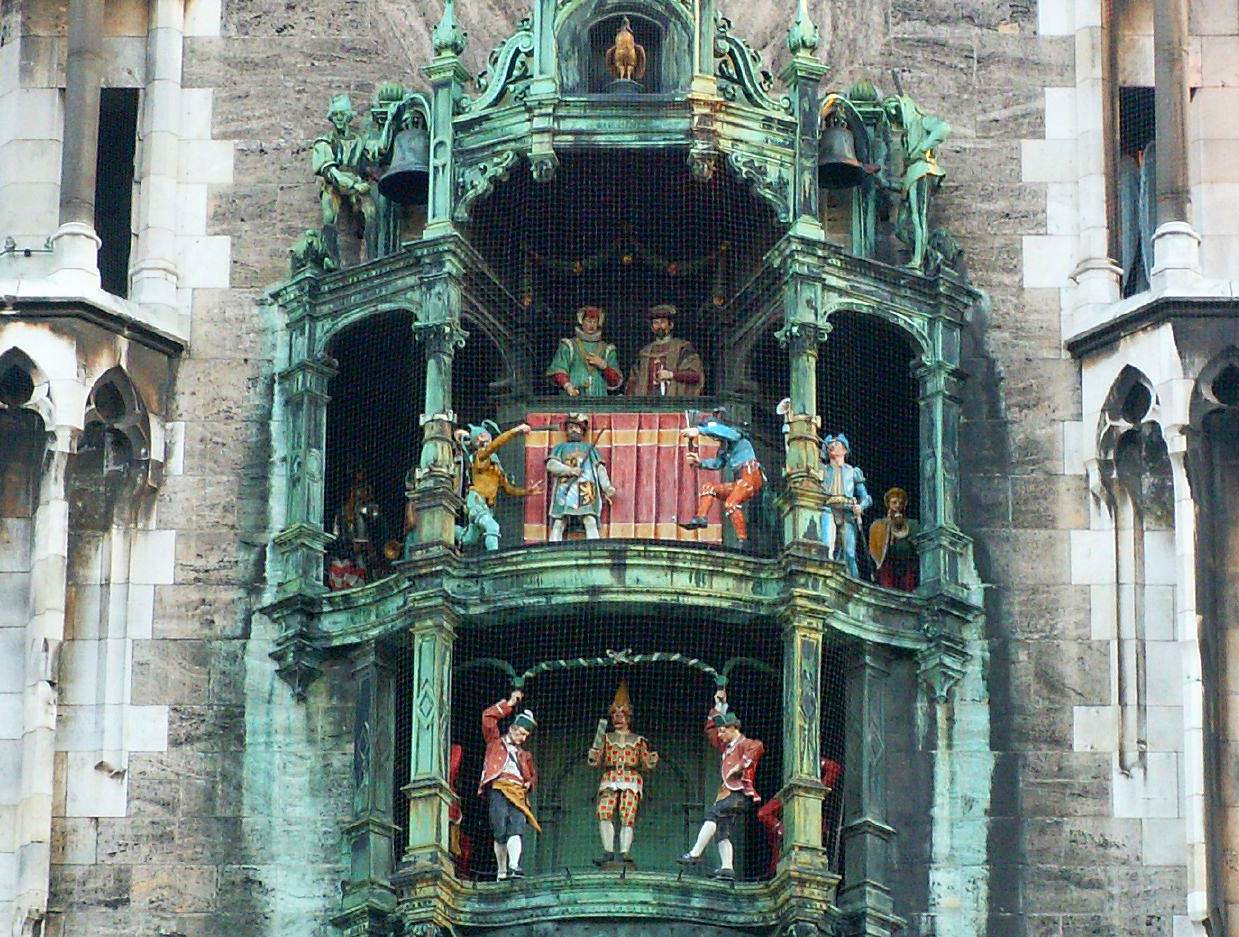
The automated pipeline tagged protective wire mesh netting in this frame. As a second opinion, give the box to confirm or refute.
[392,612,851,883]
[320,148,922,575]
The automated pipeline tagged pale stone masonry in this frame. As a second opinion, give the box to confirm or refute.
[0,0,1236,934]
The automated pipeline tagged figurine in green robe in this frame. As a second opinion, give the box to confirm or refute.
[883,95,949,270]
[546,306,623,397]
[311,94,376,262]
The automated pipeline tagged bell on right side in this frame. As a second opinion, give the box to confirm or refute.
[378,127,431,205]
[817,120,865,190]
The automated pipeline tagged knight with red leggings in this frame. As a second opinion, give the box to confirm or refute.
[679,408,765,552]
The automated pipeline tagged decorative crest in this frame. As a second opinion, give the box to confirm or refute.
[432,0,467,57]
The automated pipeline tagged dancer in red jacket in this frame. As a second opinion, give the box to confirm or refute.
[478,690,539,880]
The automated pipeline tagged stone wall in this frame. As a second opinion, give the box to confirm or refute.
[0,0,1216,934]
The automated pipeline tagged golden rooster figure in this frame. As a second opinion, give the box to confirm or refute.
[606,16,647,82]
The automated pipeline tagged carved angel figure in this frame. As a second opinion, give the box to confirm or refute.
[606,17,646,82]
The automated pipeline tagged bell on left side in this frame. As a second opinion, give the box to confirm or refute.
[817,119,866,190]
[379,126,431,205]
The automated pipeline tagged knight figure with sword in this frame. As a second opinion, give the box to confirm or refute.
[545,412,616,541]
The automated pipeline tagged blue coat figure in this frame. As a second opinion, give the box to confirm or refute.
[680,408,765,549]
[820,433,872,577]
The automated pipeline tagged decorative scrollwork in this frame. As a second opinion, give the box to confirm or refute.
[453,150,519,222]
[459,26,535,114]
[726,151,792,223]
[715,18,793,115]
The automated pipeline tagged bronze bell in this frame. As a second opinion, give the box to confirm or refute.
[378,127,430,205]
[818,122,865,189]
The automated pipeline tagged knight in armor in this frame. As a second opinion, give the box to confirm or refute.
[679,408,765,551]
[678,688,765,881]
[819,433,872,578]
[588,681,659,867]
[624,303,704,397]
[545,413,616,541]
[328,468,383,589]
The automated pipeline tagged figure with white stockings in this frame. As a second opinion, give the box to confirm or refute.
[478,690,540,880]
[678,688,765,881]
[545,413,615,541]
[588,681,659,867]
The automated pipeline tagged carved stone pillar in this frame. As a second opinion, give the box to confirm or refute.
[777,608,829,876]
[422,0,468,237]
[777,281,826,545]
[336,641,399,936]
[916,357,968,596]
[779,1,828,240]
[410,257,467,549]
[401,604,456,876]
[838,646,900,937]
[274,352,337,595]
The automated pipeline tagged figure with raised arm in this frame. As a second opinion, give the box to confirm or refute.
[678,688,764,881]
[457,420,543,552]
[588,681,659,867]
[679,408,765,552]
[478,689,540,880]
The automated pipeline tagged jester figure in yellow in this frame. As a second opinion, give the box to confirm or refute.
[588,682,659,866]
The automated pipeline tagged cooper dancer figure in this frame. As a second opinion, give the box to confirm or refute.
[588,681,659,867]
[679,409,765,551]
[545,413,616,541]
[479,690,540,880]
[820,433,872,577]
[678,688,764,880]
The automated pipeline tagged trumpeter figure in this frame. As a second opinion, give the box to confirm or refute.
[869,486,920,591]
[588,681,659,867]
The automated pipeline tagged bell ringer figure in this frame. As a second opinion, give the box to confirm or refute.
[478,689,540,881]
[588,681,659,867]
[678,687,765,881]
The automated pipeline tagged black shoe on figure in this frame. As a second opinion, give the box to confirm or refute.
[709,867,736,881]
[593,852,615,867]
[510,866,525,879]
[677,852,702,865]
[679,516,709,530]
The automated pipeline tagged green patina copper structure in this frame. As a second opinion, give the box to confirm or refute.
[261,1,989,935]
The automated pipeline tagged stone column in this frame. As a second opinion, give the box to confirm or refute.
[1166,432,1211,932]
[129,0,185,312]
[916,355,969,595]
[51,0,105,286]
[838,646,899,937]
[422,0,468,238]
[402,605,456,875]
[14,435,71,933]
[777,608,829,877]
[410,256,467,550]
[336,641,399,936]
[780,0,828,241]
[1148,0,1201,286]
[777,267,826,546]
[273,353,336,595]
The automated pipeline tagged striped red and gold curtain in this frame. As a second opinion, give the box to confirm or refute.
[523,411,722,544]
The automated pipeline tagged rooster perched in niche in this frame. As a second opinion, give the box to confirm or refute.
[605,16,647,82]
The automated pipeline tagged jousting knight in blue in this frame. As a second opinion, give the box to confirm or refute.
[820,433,872,577]
[679,407,765,551]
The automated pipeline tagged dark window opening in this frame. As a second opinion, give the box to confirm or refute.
[96,88,140,298]
[1117,86,1155,298]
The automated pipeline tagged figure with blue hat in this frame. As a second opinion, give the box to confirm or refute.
[678,687,765,881]
[820,433,872,577]
[458,419,543,552]
[478,689,541,880]
[678,407,765,551]
[545,413,616,541]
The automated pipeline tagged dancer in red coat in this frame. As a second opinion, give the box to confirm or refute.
[478,690,539,880]
[678,688,764,880]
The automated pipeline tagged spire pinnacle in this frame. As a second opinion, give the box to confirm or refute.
[433,0,467,57]
[786,0,820,57]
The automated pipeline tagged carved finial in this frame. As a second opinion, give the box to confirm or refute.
[786,0,820,56]
[432,0,467,57]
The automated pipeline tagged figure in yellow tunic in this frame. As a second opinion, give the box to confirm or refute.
[457,420,542,552]
[588,682,659,866]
